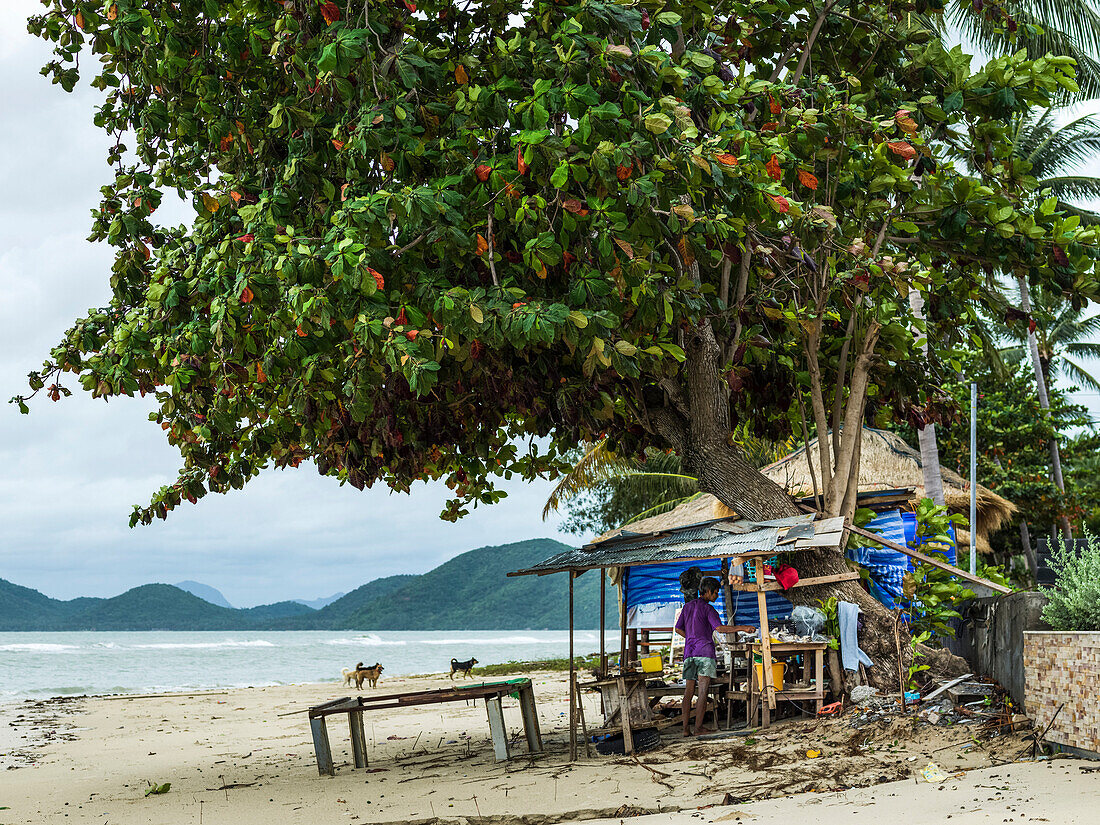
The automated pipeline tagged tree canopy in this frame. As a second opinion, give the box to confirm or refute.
[21,0,1100,534]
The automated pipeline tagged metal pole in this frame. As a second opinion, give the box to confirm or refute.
[970,381,978,576]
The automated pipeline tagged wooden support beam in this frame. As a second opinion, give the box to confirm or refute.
[755,558,777,714]
[728,571,861,592]
[568,571,576,762]
[847,524,1012,594]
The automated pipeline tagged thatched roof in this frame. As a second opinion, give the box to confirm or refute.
[761,427,1016,552]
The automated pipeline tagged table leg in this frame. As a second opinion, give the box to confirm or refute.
[616,677,634,755]
[310,715,334,776]
[518,685,543,754]
[349,711,368,768]
[486,696,510,762]
[814,649,824,713]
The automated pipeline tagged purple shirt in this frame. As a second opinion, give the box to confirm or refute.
[675,598,721,660]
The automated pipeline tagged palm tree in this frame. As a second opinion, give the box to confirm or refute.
[543,426,794,534]
[1011,108,1100,223]
[943,0,1100,98]
[999,290,1100,391]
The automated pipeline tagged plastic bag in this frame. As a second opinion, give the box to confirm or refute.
[790,605,826,637]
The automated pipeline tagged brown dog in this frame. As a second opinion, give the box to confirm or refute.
[354,663,384,689]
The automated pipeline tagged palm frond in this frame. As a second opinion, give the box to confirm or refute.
[623,493,705,526]
[1043,175,1100,201]
[1061,357,1100,392]
[1065,339,1100,357]
[1029,115,1100,177]
[946,1,1100,99]
[542,440,629,518]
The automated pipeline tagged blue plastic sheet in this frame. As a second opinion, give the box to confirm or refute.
[624,561,792,626]
[857,509,957,609]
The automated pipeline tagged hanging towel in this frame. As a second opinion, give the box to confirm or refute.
[838,600,873,672]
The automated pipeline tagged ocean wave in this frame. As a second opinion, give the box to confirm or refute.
[128,640,277,650]
[421,635,567,645]
[322,635,407,647]
[0,643,78,653]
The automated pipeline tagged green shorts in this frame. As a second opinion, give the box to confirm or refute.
[682,656,717,681]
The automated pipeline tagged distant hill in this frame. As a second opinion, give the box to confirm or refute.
[340,539,612,630]
[292,592,346,610]
[175,580,234,608]
[0,537,612,630]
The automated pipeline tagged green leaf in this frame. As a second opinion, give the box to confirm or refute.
[643,113,673,135]
[550,163,569,188]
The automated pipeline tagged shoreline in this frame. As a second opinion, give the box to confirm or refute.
[3,667,1086,825]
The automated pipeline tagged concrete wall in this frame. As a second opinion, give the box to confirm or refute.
[943,590,1049,708]
[1024,631,1100,755]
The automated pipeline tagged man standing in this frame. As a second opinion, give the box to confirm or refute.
[674,576,755,736]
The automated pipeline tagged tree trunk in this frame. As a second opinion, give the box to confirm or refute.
[1017,275,1071,537]
[908,290,946,506]
[1019,519,1037,581]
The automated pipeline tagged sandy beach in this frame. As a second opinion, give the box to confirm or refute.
[1,671,1095,824]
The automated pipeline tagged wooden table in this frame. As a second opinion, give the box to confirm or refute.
[306,679,543,775]
[734,641,828,728]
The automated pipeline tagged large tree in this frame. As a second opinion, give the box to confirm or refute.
[21,0,1100,684]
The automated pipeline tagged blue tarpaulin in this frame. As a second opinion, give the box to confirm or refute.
[624,560,792,627]
[854,509,957,609]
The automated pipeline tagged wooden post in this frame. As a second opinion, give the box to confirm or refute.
[568,571,576,762]
[573,673,592,758]
[348,710,368,768]
[600,569,607,677]
[720,558,734,625]
[628,629,638,664]
[309,715,334,776]
[755,558,776,716]
[518,683,543,754]
[486,696,509,761]
[616,676,634,754]
[619,573,628,673]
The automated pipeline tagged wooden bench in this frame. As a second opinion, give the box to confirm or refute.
[306,678,543,775]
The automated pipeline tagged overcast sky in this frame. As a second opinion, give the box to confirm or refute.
[4,4,1100,609]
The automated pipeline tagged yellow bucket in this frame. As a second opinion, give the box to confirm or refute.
[639,653,663,673]
[753,660,786,691]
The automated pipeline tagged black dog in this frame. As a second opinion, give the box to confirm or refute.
[449,657,478,680]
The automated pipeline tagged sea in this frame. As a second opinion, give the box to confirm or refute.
[0,630,602,703]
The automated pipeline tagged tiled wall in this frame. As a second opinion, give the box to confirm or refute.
[1024,631,1100,754]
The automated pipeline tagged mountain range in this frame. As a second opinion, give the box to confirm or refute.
[0,539,614,631]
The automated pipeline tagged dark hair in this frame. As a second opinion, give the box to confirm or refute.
[700,576,721,596]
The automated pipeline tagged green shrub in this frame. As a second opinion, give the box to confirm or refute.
[1040,531,1100,631]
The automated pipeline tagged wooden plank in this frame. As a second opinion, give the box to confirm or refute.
[617,677,634,754]
[310,716,334,777]
[793,532,846,548]
[815,516,846,533]
[729,571,860,592]
[486,697,509,762]
[518,684,544,754]
[755,559,776,714]
[568,571,576,762]
[847,524,1012,594]
[349,711,368,768]
[922,673,973,702]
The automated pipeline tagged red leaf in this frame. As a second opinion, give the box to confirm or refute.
[380,153,396,172]
[715,153,738,168]
[887,141,917,161]
[1028,318,1038,334]
[239,285,254,303]
[255,363,267,383]
[797,169,818,190]
[517,146,528,175]
[768,194,791,213]
[296,325,308,337]
[475,233,489,256]
[474,164,492,183]
[369,268,385,290]
[235,233,254,243]
[562,199,588,216]
[766,154,782,181]
[403,0,417,11]
[1053,246,1069,266]
[616,162,632,181]
[405,329,419,340]
[320,2,340,23]
[331,139,345,150]
[769,95,781,115]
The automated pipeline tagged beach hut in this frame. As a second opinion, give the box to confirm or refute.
[759,427,1017,556]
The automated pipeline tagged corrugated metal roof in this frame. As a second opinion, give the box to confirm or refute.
[508,513,842,577]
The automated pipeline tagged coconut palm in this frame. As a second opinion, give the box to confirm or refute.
[1012,108,1100,222]
[544,426,794,535]
[999,291,1100,391]
[942,0,1100,98]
